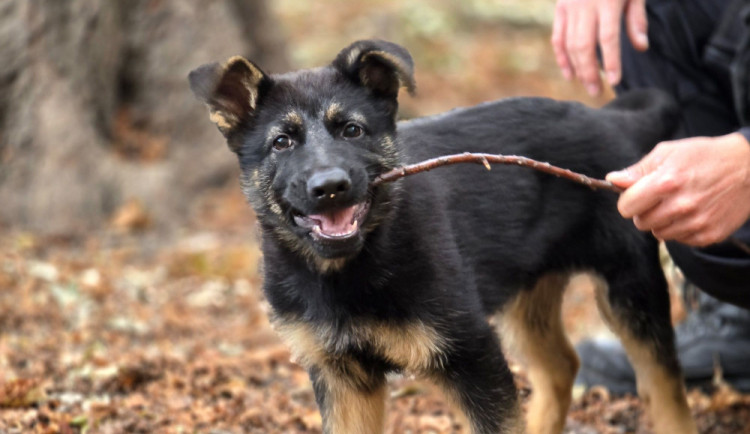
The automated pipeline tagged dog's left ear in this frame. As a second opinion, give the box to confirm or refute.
[332,40,416,99]
[188,56,270,138]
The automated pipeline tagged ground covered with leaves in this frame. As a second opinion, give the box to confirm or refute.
[1,214,750,433]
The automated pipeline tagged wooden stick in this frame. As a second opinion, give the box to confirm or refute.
[371,152,750,254]
[371,152,623,193]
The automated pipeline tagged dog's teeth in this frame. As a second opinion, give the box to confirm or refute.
[310,220,358,238]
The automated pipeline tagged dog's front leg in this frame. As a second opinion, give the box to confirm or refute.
[433,326,522,434]
[309,363,387,434]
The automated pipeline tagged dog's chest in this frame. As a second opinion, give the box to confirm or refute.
[273,317,447,373]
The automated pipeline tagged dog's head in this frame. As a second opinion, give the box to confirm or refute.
[189,40,415,269]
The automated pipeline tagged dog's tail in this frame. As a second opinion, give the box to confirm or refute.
[603,89,681,153]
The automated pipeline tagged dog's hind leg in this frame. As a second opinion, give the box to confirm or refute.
[592,271,698,434]
[496,273,579,434]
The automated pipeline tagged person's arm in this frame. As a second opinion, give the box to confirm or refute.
[551,0,649,96]
[606,132,750,246]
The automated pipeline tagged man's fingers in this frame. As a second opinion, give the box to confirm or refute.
[651,223,692,244]
[680,228,734,247]
[653,221,725,247]
[567,5,601,96]
[616,171,664,218]
[606,169,635,188]
[624,0,648,51]
[606,146,661,188]
[631,204,669,231]
[551,3,573,80]
[597,6,622,85]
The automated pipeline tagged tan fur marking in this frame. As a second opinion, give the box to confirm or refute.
[283,111,303,126]
[275,318,444,433]
[349,112,367,125]
[250,169,260,188]
[274,318,446,373]
[496,273,576,434]
[592,276,697,434]
[367,321,446,371]
[325,103,342,122]
[269,202,283,216]
[380,135,395,152]
[313,257,348,274]
[274,320,327,369]
[209,109,235,131]
[324,376,386,434]
[378,135,399,169]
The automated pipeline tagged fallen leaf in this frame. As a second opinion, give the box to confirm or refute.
[0,378,47,408]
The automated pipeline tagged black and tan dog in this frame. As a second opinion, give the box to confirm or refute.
[189,40,697,434]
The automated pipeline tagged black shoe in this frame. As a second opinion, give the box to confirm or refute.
[575,292,750,395]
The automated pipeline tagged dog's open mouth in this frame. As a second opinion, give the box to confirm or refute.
[293,201,370,241]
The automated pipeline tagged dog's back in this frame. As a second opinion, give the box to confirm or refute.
[397,90,679,311]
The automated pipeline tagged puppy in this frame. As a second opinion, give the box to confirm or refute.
[189,40,696,434]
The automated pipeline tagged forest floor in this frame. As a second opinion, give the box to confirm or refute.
[1,217,749,433]
[3,1,750,432]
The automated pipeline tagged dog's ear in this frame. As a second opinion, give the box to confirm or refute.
[188,56,270,137]
[332,40,416,99]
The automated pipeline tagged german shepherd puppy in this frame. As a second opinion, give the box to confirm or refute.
[189,40,697,434]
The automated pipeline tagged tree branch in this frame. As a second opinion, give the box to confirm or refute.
[371,152,623,193]
[371,151,750,254]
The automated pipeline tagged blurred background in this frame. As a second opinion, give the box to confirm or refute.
[0,0,600,237]
[2,1,745,433]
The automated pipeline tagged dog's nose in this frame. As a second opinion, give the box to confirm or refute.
[307,168,352,201]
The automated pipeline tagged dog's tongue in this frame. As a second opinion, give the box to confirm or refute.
[309,205,357,236]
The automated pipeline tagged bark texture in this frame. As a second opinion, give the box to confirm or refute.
[0,0,289,233]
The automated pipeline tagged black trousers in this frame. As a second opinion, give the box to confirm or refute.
[615,0,750,308]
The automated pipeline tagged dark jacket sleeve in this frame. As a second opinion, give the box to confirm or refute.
[730,1,750,127]
[706,0,750,129]
[741,126,750,143]
[669,0,750,307]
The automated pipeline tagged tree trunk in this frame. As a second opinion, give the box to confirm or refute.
[0,0,289,234]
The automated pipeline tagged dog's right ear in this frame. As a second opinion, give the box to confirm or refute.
[188,56,270,138]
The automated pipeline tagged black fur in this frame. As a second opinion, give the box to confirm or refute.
[190,40,683,433]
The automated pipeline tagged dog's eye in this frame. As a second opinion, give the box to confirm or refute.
[272,135,293,150]
[342,123,364,139]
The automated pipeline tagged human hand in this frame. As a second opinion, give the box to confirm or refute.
[606,133,750,246]
[551,0,649,96]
